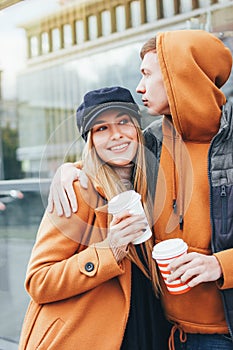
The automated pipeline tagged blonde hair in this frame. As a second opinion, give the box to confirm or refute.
[82,115,160,295]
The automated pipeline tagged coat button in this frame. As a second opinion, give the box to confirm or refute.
[85,262,94,272]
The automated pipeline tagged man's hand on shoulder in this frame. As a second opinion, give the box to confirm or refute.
[47,162,88,217]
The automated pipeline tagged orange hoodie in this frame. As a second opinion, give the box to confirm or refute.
[153,30,232,334]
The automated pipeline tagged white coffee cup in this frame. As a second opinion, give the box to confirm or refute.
[152,238,191,295]
[108,190,152,245]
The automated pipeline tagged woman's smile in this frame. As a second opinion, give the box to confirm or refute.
[108,142,130,152]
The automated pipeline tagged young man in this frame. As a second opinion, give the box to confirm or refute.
[48,30,233,349]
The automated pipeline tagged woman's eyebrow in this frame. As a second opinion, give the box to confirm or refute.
[115,112,129,118]
[94,119,106,125]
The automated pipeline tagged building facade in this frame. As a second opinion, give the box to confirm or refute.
[16,0,233,177]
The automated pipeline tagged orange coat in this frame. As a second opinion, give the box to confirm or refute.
[19,181,131,349]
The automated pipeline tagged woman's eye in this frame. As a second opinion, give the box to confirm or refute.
[93,125,107,132]
[98,126,107,131]
[119,118,130,125]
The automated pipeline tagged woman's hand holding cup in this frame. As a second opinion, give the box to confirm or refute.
[108,211,148,262]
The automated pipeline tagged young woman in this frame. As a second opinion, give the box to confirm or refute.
[19,86,171,350]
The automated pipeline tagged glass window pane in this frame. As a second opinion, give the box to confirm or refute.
[131,1,141,27]
[199,0,211,6]
[75,20,85,44]
[63,24,72,47]
[145,0,158,22]
[180,0,192,13]
[30,36,39,57]
[163,0,175,17]
[88,15,97,40]
[52,28,61,51]
[41,32,49,54]
[116,5,126,32]
[101,10,111,36]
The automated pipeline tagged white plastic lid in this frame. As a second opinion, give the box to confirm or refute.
[152,238,187,260]
[108,190,141,214]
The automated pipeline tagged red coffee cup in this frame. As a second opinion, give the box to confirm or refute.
[152,238,191,295]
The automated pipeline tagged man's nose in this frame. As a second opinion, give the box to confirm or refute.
[136,79,145,94]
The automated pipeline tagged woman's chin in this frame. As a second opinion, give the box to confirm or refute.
[107,158,132,167]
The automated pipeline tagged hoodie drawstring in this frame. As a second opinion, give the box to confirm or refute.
[178,134,184,230]
[168,324,187,350]
[171,126,184,230]
[172,126,177,215]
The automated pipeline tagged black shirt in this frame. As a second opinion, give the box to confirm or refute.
[121,249,171,350]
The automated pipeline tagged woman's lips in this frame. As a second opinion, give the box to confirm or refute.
[109,142,129,152]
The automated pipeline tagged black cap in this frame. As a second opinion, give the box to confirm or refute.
[76,86,141,141]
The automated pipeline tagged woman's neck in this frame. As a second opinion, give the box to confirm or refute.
[111,163,134,190]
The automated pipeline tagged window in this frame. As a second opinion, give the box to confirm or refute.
[180,0,193,13]
[145,0,158,22]
[75,20,85,44]
[52,28,61,51]
[116,5,126,32]
[199,0,211,6]
[101,10,111,36]
[163,0,175,17]
[88,15,98,40]
[130,1,141,27]
[63,24,72,47]
[41,32,49,54]
[30,36,39,57]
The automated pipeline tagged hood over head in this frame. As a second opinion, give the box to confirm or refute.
[157,30,232,142]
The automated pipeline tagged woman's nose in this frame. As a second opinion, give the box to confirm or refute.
[110,124,122,139]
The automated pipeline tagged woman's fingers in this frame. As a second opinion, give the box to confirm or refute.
[109,213,148,247]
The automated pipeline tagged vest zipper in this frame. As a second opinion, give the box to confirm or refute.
[220,185,227,235]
